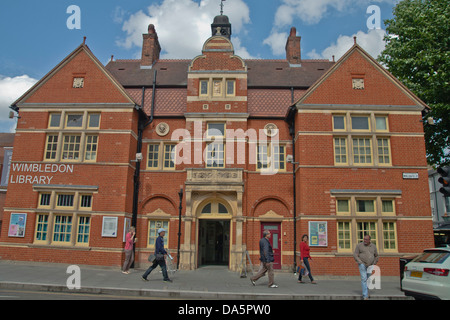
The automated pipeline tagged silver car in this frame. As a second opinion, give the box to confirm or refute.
[402,248,450,300]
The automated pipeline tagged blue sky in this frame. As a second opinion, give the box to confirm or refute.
[0,0,398,133]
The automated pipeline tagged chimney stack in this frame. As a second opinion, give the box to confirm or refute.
[285,27,301,65]
[141,24,161,68]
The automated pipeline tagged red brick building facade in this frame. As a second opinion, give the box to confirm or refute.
[0,16,434,275]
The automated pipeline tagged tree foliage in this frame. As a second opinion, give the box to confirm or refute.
[379,0,449,166]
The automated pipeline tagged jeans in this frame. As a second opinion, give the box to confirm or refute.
[142,258,169,281]
[298,257,314,282]
[358,263,370,298]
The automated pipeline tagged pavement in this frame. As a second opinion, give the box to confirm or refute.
[0,259,411,300]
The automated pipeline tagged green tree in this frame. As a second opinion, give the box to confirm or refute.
[379,0,449,166]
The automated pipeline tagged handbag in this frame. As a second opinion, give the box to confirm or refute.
[148,254,156,263]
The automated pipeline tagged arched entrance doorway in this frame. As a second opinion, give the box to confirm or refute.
[198,200,231,266]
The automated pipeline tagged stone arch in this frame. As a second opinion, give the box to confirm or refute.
[251,195,291,218]
[140,194,177,215]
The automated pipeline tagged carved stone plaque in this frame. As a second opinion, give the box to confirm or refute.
[156,122,170,136]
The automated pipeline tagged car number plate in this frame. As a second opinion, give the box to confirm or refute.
[410,271,423,278]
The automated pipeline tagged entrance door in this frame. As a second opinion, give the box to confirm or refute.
[261,223,281,269]
[199,220,230,265]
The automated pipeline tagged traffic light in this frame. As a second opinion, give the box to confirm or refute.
[437,166,450,197]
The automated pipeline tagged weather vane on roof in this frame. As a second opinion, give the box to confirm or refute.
[220,0,226,15]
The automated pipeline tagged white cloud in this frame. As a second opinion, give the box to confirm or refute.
[263,32,289,56]
[307,29,387,61]
[116,0,251,59]
[0,74,38,132]
[274,0,398,27]
[264,0,395,57]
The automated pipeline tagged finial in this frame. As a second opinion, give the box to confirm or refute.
[353,36,357,45]
[220,0,226,15]
[83,36,86,45]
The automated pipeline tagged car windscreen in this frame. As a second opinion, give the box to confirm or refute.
[411,250,450,264]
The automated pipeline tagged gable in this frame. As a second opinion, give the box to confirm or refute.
[15,45,135,106]
[298,46,427,108]
[189,36,246,72]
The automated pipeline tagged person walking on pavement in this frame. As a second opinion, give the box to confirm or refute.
[298,234,316,284]
[122,226,136,274]
[142,228,172,283]
[353,234,379,300]
[250,230,278,288]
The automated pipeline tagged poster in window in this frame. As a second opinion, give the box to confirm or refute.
[102,216,118,237]
[309,221,328,247]
[8,213,27,237]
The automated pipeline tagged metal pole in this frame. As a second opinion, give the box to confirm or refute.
[177,187,183,270]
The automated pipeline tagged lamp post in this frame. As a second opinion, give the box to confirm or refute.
[177,187,183,270]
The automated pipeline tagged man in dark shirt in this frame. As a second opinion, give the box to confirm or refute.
[142,228,172,282]
[250,230,278,288]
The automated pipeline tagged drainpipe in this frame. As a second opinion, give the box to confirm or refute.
[131,70,157,267]
[287,87,297,274]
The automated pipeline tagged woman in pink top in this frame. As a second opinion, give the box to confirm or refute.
[298,234,316,284]
[122,226,136,274]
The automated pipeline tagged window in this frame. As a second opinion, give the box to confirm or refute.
[207,123,225,138]
[163,144,176,169]
[57,194,74,208]
[39,193,51,207]
[383,222,397,251]
[53,215,73,243]
[62,135,81,161]
[332,113,391,167]
[334,138,347,164]
[49,113,61,128]
[381,200,395,216]
[45,135,59,160]
[375,116,388,131]
[146,143,176,170]
[357,221,377,244]
[377,138,391,165]
[35,214,49,242]
[257,145,268,170]
[337,221,351,251]
[33,190,95,246]
[44,112,100,163]
[199,201,230,216]
[273,145,286,171]
[85,135,98,161]
[147,144,160,169]
[333,115,346,131]
[333,193,399,253]
[206,143,224,168]
[80,195,92,210]
[257,144,286,172]
[88,113,100,128]
[353,138,372,165]
[356,199,375,215]
[148,220,169,248]
[351,116,370,131]
[198,78,236,98]
[65,114,83,128]
[200,80,209,96]
[77,216,91,244]
[205,123,225,168]
[336,199,350,215]
[226,80,235,96]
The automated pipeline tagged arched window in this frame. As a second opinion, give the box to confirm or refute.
[200,201,229,216]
